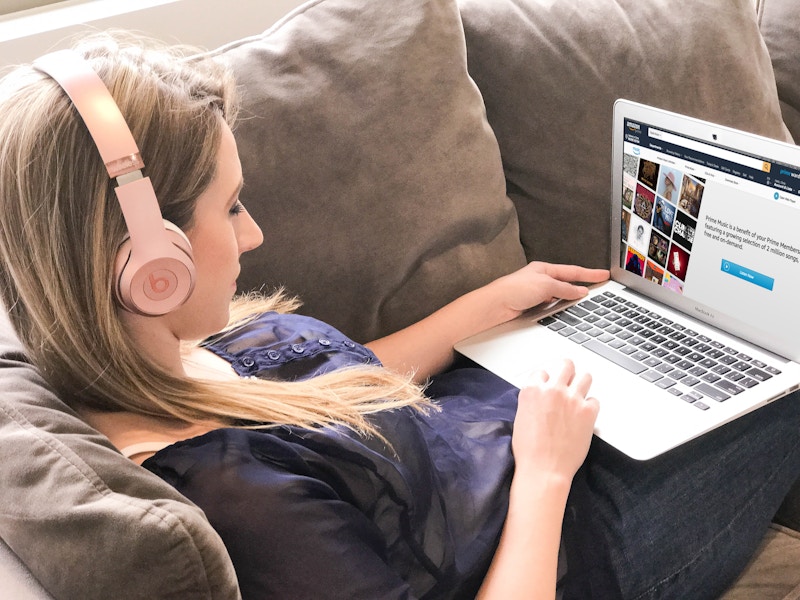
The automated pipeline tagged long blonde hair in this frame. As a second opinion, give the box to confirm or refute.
[0,33,426,437]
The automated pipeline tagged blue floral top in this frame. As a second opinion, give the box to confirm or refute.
[143,312,519,599]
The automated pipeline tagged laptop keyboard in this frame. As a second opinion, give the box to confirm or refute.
[539,291,782,411]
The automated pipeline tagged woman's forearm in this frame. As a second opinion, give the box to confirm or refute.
[476,469,571,600]
[365,282,514,382]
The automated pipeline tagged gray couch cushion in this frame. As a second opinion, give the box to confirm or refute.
[0,317,240,600]
[458,0,791,269]
[0,538,51,600]
[209,0,527,343]
[759,0,800,142]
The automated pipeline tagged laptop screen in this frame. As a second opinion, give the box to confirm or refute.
[612,100,800,361]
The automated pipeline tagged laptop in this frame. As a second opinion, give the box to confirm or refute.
[455,99,800,460]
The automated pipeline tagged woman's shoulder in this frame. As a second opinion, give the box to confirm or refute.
[203,311,380,380]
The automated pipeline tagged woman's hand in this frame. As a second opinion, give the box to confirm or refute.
[489,261,610,323]
[477,359,598,600]
[366,261,608,383]
[511,359,599,482]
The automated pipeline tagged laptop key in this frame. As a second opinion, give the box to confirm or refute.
[656,378,676,389]
[695,382,730,402]
[569,332,591,344]
[746,368,772,382]
[739,377,759,388]
[557,312,581,326]
[566,305,590,318]
[582,339,647,374]
[641,370,663,383]
[715,379,745,396]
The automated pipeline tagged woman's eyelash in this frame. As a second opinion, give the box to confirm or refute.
[230,201,245,216]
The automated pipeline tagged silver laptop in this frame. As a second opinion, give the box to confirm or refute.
[455,99,800,460]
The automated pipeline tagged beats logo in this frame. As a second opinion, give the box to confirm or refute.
[145,270,178,300]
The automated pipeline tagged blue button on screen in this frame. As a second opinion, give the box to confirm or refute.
[721,259,774,291]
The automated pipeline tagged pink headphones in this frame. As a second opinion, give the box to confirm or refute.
[34,49,196,316]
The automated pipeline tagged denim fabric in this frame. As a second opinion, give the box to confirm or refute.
[564,391,800,600]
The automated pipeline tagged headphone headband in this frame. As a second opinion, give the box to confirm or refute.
[34,50,145,179]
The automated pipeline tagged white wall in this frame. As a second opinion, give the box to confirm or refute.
[0,0,306,66]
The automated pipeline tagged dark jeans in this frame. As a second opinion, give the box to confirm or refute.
[562,390,800,599]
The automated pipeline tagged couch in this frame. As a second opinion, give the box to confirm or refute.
[1,0,799,597]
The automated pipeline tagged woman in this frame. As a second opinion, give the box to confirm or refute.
[0,35,798,599]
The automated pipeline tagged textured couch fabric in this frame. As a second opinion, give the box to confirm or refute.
[759,0,800,142]
[458,0,790,270]
[211,0,526,344]
[1,0,799,597]
[0,321,241,600]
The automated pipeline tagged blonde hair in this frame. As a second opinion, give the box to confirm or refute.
[0,33,426,437]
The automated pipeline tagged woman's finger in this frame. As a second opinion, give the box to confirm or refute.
[553,359,576,387]
[570,371,593,398]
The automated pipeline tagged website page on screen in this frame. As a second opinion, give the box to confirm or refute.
[619,119,800,338]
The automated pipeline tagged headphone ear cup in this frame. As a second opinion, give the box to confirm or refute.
[114,220,196,316]
[162,219,193,259]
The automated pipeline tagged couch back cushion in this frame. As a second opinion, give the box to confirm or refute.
[459,0,791,270]
[209,0,526,343]
[759,0,800,142]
